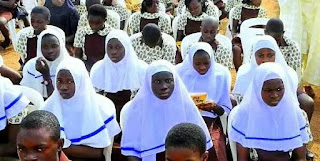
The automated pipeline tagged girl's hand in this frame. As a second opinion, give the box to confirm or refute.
[35,57,50,76]
[198,101,217,111]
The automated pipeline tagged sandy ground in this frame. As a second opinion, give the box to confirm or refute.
[0,0,319,159]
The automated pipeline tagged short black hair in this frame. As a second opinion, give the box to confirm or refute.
[19,110,60,141]
[141,0,153,13]
[31,6,51,21]
[242,0,251,4]
[185,0,208,12]
[265,18,284,34]
[165,123,207,155]
[88,4,108,20]
[142,23,161,44]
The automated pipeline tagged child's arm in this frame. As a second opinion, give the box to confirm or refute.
[0,65,22,84]
[63,145,104,159]
[237,143,249,161]
[0,124,20,156]
[292,145,306,161]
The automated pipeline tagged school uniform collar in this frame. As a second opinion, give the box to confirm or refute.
[85,24,113,36]
[242,3,261,10]
[141,12,160,19]
[186,11,208,21]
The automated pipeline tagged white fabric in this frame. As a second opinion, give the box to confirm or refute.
[180,32,232,60]
[229,62,309,152]
[120,60,213,161]
[176,42,232,118]
[0,76,29,130]
[20,28,70,98]
[16,25,66,62]
[90,29,147,93]
[233,35,298,97]
[40,58,120,148]
[278,0,303,53]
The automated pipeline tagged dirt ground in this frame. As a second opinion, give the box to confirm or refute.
[0,0,319,159]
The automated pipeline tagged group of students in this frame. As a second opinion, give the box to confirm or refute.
[0,0,317,161]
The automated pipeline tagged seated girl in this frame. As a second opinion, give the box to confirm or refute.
[102,0,131,29]
[41,58,121,161]
[177,0,218,18]
[229,62,308,161]
[230,0,267,70]
[20,29,70,99]
[74,4,113,71]
[16,6,51,65]
[232,35,314,160]
[177,42,232,161]
[120,60,213,161]
[176,0,216,41]
[131,24,176,64]
[77,0,120,29]
[0,76,30,158]
[90,29,148,124]
[127,0,171,34]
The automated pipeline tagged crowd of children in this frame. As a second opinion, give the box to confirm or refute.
[0,0,318,160]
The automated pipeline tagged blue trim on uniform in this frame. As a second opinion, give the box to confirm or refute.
[60,115,115,143]
[0,115,6,121]
[300,125,307,131]
[232,125,303,141]
[5,93,23,110]
[27,70,55,78]
[121,140,211,155]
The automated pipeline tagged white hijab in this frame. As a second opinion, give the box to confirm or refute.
[0,76,29,130]
[120,60,213,161]
[40,58,121,148]
[20,28,69,98]
[90,29,147,93]
[233,35,298,97]
[177,42,232,118]
[229,62,309,152]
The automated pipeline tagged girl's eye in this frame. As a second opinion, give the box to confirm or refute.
[277,87,283,91]
[37,147,46,152]
[165,79,173,83]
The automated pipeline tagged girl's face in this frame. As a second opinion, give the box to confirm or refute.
[31,13,49,33]
[147,0,159,13]
[52,0,65,6]
[188,0,202,16]
[107,38,125,63]
[261,78,285,106]
[56,70,76,99]
[255,48,275,66]
[151,71,175,100]
[88,15,105,32]
[193,50,211,75]
[41,35,60,61]
[251,0,261,7]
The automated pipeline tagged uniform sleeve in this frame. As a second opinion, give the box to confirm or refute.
[16,33,28,62]
[73,28,86,48]
[230,6,241,20]
[159,15,172,34]
[258,8,268,18]
[162,43,176,64]
[177,15,187,31]
[3,87,29,120]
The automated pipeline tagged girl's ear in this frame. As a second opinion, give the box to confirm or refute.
[57,138,64,151]
[201,151,209,161]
